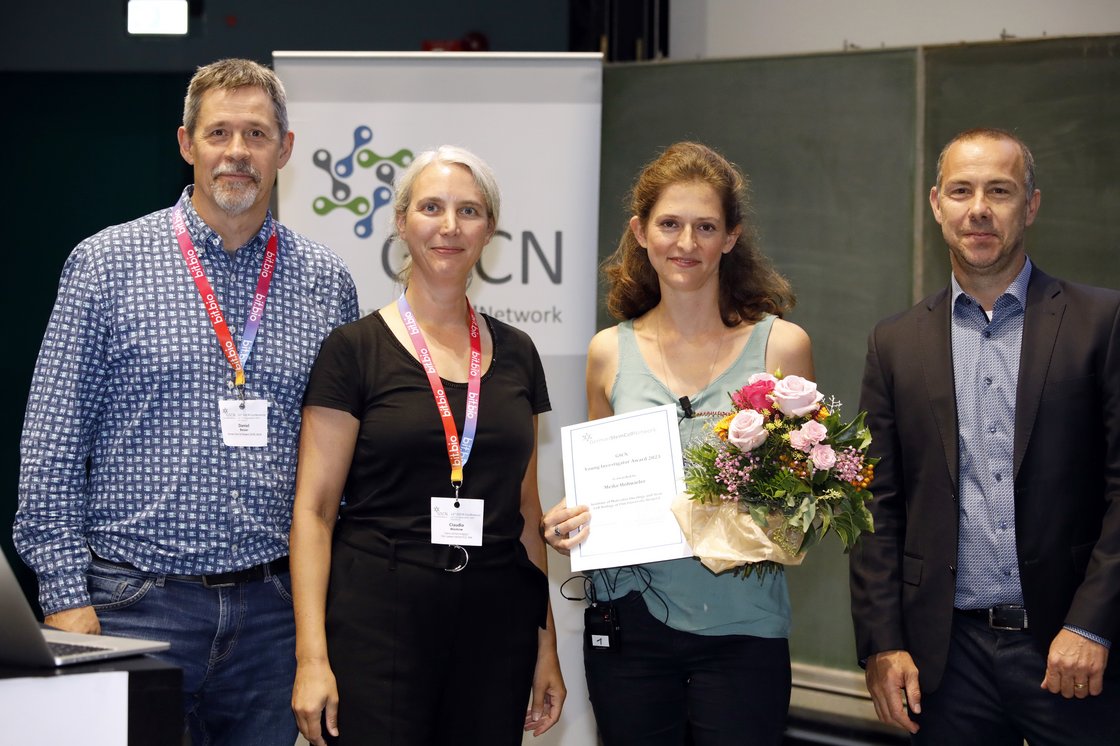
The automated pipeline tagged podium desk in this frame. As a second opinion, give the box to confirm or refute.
[0,655,182,745]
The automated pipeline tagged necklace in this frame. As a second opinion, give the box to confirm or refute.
[655,311,725,418]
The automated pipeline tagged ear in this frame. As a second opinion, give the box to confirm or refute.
[629,215,647,248]
[276,131,295,169]
[929,186,944,225]
[177,126,194,165]
[1024,188,1041,227]
[723,225,741,254]
[395,210,407,238]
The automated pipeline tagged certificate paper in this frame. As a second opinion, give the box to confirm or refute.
[561,403,692,571]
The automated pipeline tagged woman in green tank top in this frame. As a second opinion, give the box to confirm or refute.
[543,142,815,745]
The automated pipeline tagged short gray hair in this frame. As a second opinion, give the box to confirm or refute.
[182,58,289,139]
[935,127,1036,199]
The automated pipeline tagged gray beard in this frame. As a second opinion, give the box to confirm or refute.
[212,181,259,217]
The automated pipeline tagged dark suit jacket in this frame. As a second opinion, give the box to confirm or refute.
[849,265,1120,693]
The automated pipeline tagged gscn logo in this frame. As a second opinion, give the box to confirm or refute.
[310,125,413,242]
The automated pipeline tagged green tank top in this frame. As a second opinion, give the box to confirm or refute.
[589,314,791,637]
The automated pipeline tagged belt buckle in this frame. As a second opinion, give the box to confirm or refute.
[444,545,469,573]
[989,605,1028,631]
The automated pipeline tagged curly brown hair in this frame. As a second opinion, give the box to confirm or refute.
[603,141,795,325]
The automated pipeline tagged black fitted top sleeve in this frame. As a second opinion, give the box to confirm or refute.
[304,311,550,545]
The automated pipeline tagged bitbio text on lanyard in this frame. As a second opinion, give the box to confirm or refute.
[173,201,277,390]
[397,293,482,500]
[173,200,276,447]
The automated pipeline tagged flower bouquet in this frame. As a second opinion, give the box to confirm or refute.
[672,373,876,576]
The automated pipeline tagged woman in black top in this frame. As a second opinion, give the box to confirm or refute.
[290,145,565,745]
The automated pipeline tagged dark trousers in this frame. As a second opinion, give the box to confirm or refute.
[584,591,791,746]
[324,539,546,746]
[913,612,1120,745]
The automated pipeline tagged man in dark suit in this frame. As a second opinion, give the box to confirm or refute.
[850,128,1120,743]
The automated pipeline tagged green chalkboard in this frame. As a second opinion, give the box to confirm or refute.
[922,36,1120,295]
[601,50,918,671]
[600,36,1120,673]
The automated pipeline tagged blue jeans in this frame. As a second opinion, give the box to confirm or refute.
[87,557,298,746]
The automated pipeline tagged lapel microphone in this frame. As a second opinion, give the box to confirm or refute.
[679,396,695,418]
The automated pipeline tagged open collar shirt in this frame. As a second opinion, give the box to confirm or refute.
[15,186,359,614]
[951,258,1031,610]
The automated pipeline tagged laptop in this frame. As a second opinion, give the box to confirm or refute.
[0,549,170,667]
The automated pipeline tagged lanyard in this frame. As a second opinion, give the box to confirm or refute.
[172,202,278,389]
[396,293,482,493]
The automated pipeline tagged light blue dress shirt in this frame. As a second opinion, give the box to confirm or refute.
[950,258,1108,647]
[951,259,1030,609]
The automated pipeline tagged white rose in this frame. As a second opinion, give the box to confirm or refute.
[772,376,824,417]
[728,409,768,451]
[810,444,837,470]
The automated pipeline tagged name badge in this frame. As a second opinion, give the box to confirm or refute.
[431,497,484,546]
[218,398,269,447]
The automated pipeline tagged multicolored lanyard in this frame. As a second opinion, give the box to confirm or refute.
[172,201,278,389]
[396,293,482,495]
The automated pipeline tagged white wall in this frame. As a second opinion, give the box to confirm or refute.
[671,0,1120,59]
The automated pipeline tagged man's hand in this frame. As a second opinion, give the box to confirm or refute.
[44,605,101,635]
[865,650,922,734]
[1040,628,1109,699]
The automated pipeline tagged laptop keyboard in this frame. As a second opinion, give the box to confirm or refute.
[48,640,112,656]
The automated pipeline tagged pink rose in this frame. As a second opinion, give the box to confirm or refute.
[732,379,775,411]
[772,375,824,417]
[727,409,768,451]
[810,444,837,470]
[790,420,828,452]
[748,372,779,385]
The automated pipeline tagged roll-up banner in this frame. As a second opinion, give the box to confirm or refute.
[274,51,602,745]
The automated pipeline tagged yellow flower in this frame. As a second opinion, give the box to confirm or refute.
[713,413,735,440]
[816,406,830,421]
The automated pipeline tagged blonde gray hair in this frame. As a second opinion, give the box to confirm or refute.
[392,145,501,285]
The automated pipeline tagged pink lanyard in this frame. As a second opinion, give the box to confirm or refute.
[172,202,277,389]
[396,294,482,493]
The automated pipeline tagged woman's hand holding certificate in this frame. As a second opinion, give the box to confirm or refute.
[557,404,693,571]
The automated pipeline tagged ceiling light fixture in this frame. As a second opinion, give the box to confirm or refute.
[127,0,189,36]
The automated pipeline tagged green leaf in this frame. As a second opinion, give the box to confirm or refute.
[748,504,770,527]
[827,410,873,448]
